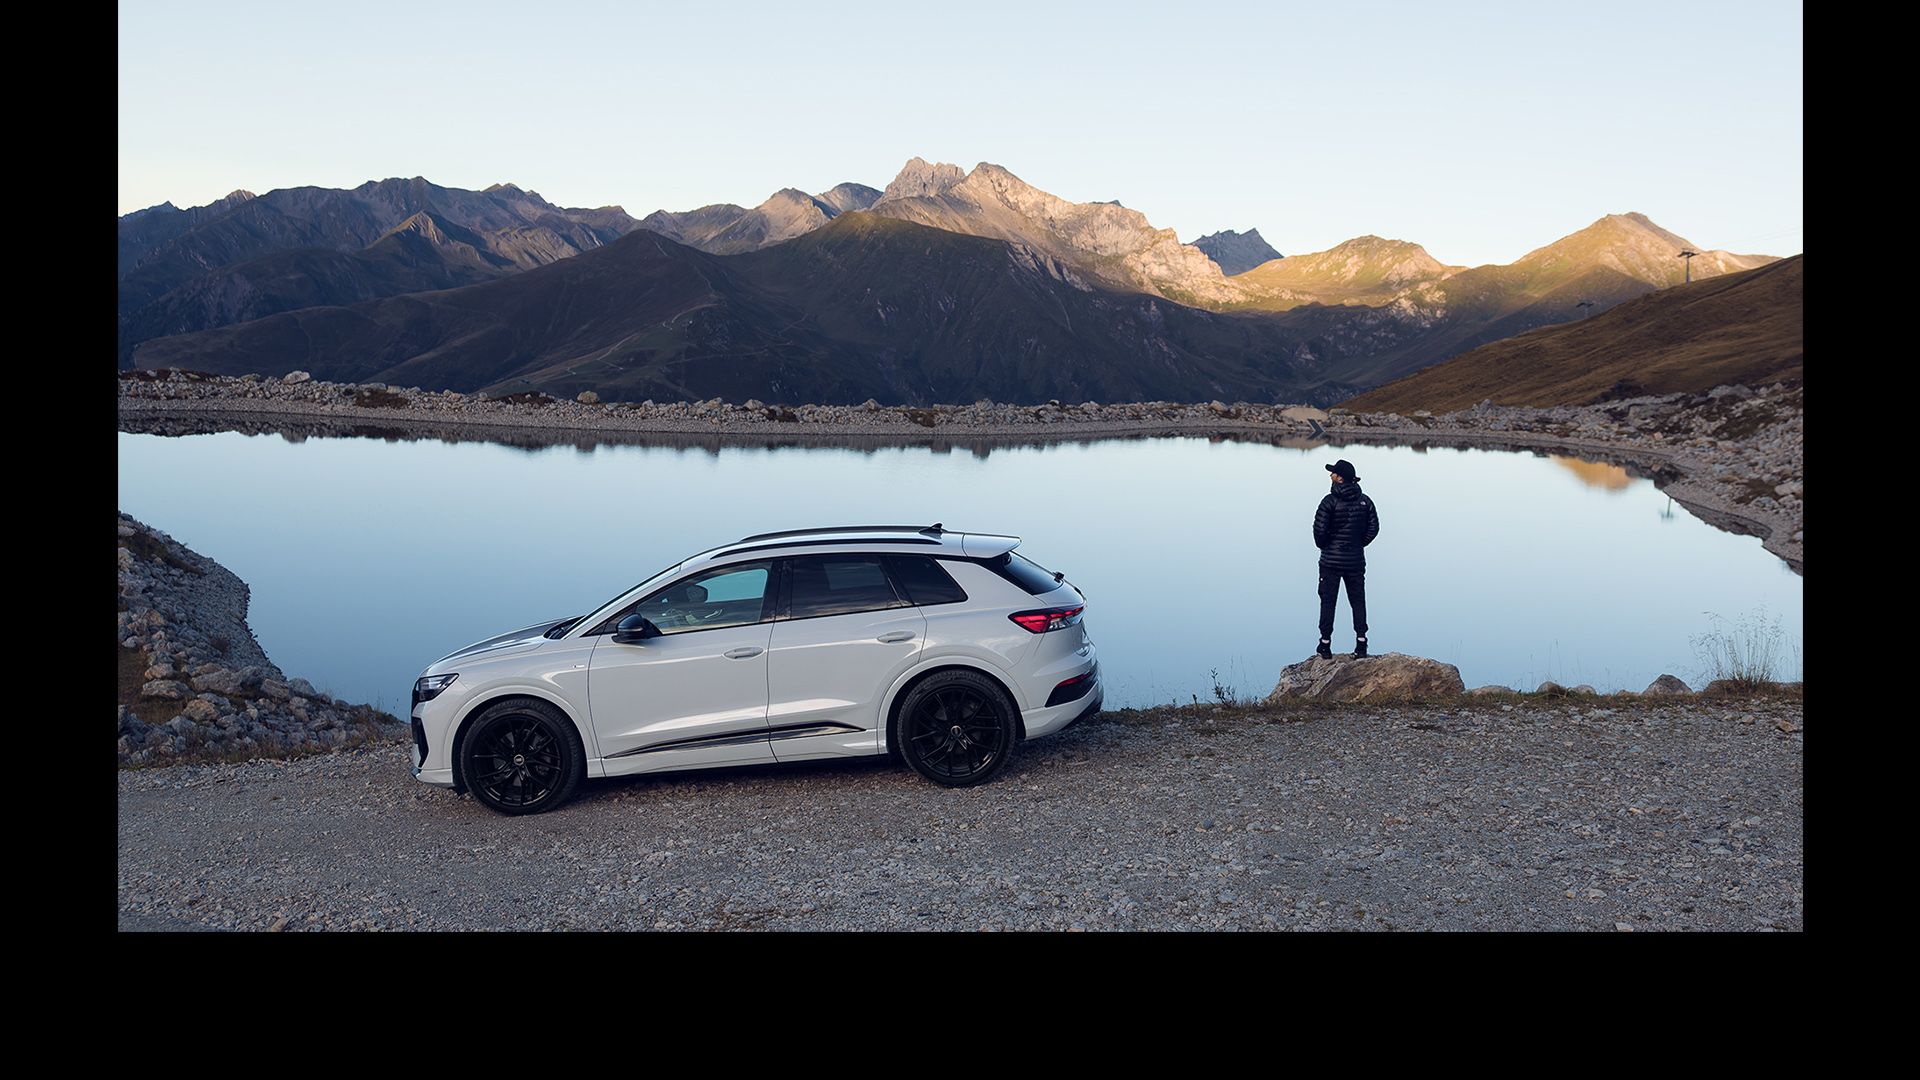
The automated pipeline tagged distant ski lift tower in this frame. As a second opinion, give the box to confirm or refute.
[1576,299,1596,318]
[1677,249,1699,283]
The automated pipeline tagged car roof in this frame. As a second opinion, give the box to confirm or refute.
[689,524,1020,566]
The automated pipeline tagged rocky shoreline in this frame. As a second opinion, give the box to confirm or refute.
[118,513,404,766]
[119,371,1803,572]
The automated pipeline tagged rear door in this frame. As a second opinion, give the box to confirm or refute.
[764,553,926,760]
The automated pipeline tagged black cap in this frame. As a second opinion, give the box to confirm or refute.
[1326,459,1360,482]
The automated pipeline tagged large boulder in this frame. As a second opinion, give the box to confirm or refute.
[1267,653,1466,703]
[140,679,190,700]
[1644,674,1692,695]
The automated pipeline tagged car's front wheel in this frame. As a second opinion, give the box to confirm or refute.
[459,700,584,815]
[897,670,1018,787]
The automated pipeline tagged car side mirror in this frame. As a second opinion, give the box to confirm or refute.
[614,614,662,644]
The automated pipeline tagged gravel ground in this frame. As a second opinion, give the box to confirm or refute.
[117,695,1803,931]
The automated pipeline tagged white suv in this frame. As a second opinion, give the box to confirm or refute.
[409,525,1100,814]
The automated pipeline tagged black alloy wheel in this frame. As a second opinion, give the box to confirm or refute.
[898,670,1018,787]
[460,700,583,815]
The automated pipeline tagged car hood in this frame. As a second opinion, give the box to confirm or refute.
[428,617,574,672]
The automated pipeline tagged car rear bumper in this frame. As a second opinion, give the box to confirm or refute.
[1022,677,1103,739]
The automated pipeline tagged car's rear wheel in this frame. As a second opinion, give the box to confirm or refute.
[459,700,584,815]
[897,670,1018,787]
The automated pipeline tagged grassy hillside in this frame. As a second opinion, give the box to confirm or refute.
[1344,255,1802,412]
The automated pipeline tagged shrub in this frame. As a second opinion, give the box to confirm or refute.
[1690,607,1789,689]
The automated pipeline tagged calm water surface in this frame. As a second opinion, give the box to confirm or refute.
[117,431,1802,712]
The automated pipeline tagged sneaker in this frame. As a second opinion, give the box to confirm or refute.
[1315,638,1333,660]
[1353,636,1369,659]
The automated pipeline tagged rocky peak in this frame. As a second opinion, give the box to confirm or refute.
[1189,228,1282,275]
[1315,236,1450,280]
[816,182,882,214]
[381,211,450,244]
[1517,212,1774,286]
[881,157,966,201]
[121,201,180,220]
[762,187,829,213]
[867,158,1240,304]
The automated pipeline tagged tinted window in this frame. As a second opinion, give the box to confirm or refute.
[889,555,968,606]
[985,551,1062,595]
[593,560,773,635]
[786,555,905,619]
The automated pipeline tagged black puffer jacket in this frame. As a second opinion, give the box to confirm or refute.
[1313,481,1380,570]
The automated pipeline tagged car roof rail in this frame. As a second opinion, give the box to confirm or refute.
[737,524,947,543]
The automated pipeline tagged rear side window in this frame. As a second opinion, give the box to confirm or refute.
[887,555,968,606]
[785,555,906,619]
[981,551,1062,595]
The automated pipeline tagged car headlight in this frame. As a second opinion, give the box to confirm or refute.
[412,673,459,706]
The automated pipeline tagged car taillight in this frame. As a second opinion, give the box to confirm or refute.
[1009,605,1084,634]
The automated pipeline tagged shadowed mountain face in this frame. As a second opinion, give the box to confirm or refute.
[1189,228,1281,275]
[117,179,636,361]
[1344,255,1803,412]
[131,215,1372,406]
[117,189,258,277]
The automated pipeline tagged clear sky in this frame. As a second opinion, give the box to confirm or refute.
[117,0,1803,268]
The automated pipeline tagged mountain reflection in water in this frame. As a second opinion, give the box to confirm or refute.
[1551,456,1633,491]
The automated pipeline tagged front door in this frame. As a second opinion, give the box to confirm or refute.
[586,559,776,774]
[766,554,927,761]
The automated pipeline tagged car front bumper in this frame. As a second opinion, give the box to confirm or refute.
[410,709,458,788]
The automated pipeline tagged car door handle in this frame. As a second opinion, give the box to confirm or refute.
[723,647,764,660]
[876,631,916,643]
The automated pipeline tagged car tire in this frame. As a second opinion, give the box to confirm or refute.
[459,699,585,815]
[895,669,1019,787]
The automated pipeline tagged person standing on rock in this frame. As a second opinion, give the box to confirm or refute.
[1314,459,1380,659]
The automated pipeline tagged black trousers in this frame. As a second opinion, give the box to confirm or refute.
[1317,564,1367,638]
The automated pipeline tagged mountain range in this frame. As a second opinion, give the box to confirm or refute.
[640,183,882,254]
[116,178,636,361]
[130,215,1363,405]
[120,158,1786,404]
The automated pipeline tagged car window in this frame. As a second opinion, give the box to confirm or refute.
[982,551,1063,595]
[594,560,773,635]
[785,554,906,619]
[886,555,968,606]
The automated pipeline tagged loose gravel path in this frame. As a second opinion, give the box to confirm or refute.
[118,696,1803,931]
